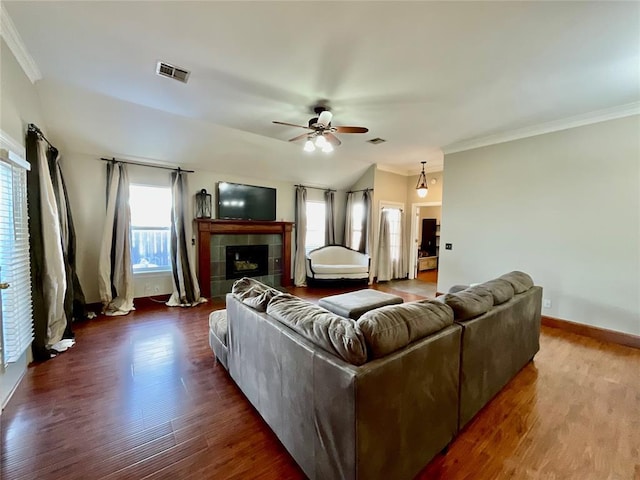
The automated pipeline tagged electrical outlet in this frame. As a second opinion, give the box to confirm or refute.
[445,243,452,250]
[543,299,552,308]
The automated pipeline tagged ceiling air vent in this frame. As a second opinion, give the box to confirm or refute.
[156,61,190,83]
[367,137,386,145]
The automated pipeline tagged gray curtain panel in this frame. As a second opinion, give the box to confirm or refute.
[98,162,134,316]
[26,128,80,360]
[324,189,335,245]
[343,192,354,249]
[48,149,87,334]
[294,186,307,286]
[167,170,205,307]
[377,209,392,281]
[359,189,372,254]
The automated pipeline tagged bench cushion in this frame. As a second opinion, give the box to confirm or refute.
[357,300,454,359]
[312,264,369,275]
[319,289,403,320]
[266,293,368,365]
[209,309,228,346]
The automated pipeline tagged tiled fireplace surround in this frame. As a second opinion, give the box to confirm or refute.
[196,220,294,300]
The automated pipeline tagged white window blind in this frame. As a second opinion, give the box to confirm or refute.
[0,149,34,366]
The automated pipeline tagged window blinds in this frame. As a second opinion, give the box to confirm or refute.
[0,149,33,365]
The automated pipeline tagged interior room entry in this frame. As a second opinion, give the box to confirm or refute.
[409,202,442,281]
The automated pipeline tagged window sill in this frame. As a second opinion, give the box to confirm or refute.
[133,269,172,276]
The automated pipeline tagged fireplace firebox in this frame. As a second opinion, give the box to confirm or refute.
[225,244,269,280]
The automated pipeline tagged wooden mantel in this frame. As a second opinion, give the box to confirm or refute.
[196,219,294,296]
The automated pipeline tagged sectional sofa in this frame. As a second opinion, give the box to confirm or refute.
[209,272,542,480]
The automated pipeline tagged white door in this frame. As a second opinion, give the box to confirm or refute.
[0,148,33,368]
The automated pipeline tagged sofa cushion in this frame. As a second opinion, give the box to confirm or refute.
[448,284,469,294]
[479,279,515,305]
[232,277,280,312]
[357,300,454,359]
[209,309,228,346]
[440,286,494,321]
[312,264,369,275]
[266,294,368,365]
[499,271,534,294]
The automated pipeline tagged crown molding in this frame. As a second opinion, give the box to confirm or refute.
[377,162,443,177]
[1,5,42,83]
[443,102,640,155]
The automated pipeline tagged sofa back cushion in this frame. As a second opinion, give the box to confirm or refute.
[499,271,534,294]
[479,279,515,305]
[232,277,281,312]
[308,245,369,267]
[439,286,494,321]
[357,300,454,359]
[266,294,368,365]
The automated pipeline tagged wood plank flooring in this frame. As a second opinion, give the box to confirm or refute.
[1,285,639,480]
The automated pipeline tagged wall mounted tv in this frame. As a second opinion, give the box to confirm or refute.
[216,182,277,221]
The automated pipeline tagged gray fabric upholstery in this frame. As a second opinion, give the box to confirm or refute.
[267,293,368,365]
[440,286,493,321]
[357,300,454,359]
[499,270,534,294]
[479,278,515,305]
[456,286,542,429]
[232,277,280,312]
[208,309,228,369]
[226,293,461,480]
[448,284,469,294]
[319,289,403,320]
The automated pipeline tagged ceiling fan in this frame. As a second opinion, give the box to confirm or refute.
[272,104,369,151]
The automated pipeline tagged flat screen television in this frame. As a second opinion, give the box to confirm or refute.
[216,181,277,221]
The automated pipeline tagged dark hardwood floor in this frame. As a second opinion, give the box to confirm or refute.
[2,286,639,480]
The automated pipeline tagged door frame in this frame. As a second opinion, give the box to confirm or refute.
[408,201,442,279]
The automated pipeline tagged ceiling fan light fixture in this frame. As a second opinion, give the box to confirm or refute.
[416,161,429,198]
[322,142,334,153]
[315,135,327,147]
[304,139,316,152]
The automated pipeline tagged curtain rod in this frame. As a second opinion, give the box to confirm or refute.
[27,123,56,150]
[295,184,336,192]
[100,157,194,173]
[347,188,373,193]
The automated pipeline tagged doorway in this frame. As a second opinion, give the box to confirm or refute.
[408,202,442,286]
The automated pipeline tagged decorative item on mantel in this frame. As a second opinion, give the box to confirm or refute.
[416,161,429,198]
[196,189,212,218]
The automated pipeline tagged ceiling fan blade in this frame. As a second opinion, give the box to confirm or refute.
[325,133,342,146]
[288,132,311,142]
[317,110,333,127]
[334,126,369,134]
[273,121,313,130]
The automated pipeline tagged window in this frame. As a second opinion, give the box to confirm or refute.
[129,185,172,273]
[305,201,325,254]
[383,207,402,261]
[350,202,363,251]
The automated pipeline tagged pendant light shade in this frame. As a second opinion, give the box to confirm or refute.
[416,161,429,198]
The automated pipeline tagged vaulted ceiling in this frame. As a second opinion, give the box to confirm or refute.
[4,1,639,188]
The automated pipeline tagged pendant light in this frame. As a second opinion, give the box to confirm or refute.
[416,161,429,198]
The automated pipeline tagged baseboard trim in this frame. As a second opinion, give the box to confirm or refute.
[542,315,640,349]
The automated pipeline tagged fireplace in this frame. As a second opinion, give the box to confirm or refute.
[226,244,269,280]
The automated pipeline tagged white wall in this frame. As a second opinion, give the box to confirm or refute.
[0,38,48,409]
[61,152,300,303]
[439,116,640,335]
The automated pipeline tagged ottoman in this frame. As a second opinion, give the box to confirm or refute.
[319,289,404,320]
[208,309,228,369]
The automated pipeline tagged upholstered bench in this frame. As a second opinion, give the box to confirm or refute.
[319,289,403,320]
[208,309,228,369]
